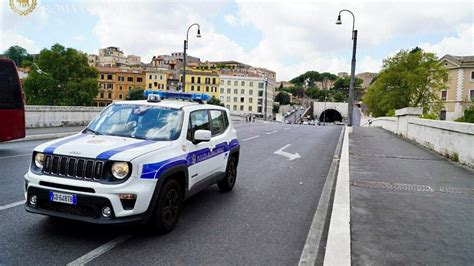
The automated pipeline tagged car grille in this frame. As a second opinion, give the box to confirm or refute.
[43,155,104,181]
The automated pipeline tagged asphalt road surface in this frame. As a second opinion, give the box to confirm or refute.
[0,122,341,265]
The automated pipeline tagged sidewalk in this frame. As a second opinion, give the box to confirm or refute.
[8,126,84,143]
[349,127,474,264]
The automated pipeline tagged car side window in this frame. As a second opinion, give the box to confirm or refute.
[187,110,210,140]
[210,110,228,136]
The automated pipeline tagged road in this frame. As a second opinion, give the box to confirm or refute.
[0,122,342,264]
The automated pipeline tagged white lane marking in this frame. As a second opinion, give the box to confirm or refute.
[67,234,134,265]
[0,153,30,160]
[266,130,278,135]
[242,135,260,141]
[0,200,25,211]
[274,144,301,161]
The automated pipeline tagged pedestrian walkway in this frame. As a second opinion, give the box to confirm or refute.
[349,127,474,265]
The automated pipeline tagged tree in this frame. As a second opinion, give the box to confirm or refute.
[275,91,290,105]
[126,87,145,100]
[23,44,98,106]
[3,45,32,66]
[273,104,280,113]
[332,76,364,100]
[207,96,224,106]
[364,48,448,117]
[455,101,474,123]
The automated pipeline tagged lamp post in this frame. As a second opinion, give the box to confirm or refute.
[336,9,357,127]
[264,77,268,121]
[182,23,201,91]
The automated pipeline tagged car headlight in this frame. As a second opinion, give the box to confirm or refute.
[34,153,45,169]
[111,162,129,179]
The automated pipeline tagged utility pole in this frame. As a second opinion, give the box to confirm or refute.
[264,77,268,121]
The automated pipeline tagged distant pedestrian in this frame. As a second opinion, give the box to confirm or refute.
[368,118,373,127]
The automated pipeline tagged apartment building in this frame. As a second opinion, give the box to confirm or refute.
[95,67,145,106]
[88,47,141,67]
[219,74,270,116]
[145,67,168,91]
[179,69,220,99]
[439,54,474,120]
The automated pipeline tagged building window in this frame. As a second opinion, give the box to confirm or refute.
[234,89,238,94]
[258,91,264,97]
[108,93,112,99]
[119,85,122,90]
[234,81,238,86]
[100,92,104,98]
[154,82,158,87]
[107,74,113,80]
[249,82,254,87]
[197,77,201,83]
[191,76,195,83]
[212,78,216,84]
[469,89,474,100]
[206,86,210,92]
[220,96,224,102]
[220,88,224,94]
[241,89,245,94]
[249,98,253,103]
[471,71,474,81]
[240,105,244,111]
[226,104,230,109]
[227,88,231,94]
[249,89,253,95]
[118,76,124,81]
[149,75,152,79]
[226,96,231,102]
[107,83,113,89]
[248,106,252,111]
[233,105,237,111]
[258,82,264,89]
[197,86,201,92]
[160,75,163,80]
[234,97,237,102]
[100,74,104,80]
[137,77,143,82]
[119,94,122,99]
[441,90,447,100]
[227,80,231,85]
[127,77,133,82]
[241,81,245,86]
[154,75,157,79]
[191,85,194,91]
[240,97,244,103]
[148,83,152,89]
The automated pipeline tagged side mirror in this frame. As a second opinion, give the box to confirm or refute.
[193,129,211,144]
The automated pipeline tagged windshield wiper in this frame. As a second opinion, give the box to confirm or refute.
[83,128,102,135]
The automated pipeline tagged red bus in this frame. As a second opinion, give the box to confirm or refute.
[0,58,25,142]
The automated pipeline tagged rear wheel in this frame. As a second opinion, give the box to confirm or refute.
[217,157,237,192]
[150,179,182,234]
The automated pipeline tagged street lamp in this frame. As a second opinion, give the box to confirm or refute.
[336,9,357,127]
[182,23,201,91]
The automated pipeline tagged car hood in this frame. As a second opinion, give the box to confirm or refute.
[35,133,172,161]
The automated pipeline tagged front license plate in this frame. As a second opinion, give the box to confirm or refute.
[49,191,77,205]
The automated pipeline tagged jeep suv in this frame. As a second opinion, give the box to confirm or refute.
[24,92,240,234]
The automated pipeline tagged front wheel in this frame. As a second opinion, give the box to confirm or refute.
[149,179,182,234]
[217,157,237,192]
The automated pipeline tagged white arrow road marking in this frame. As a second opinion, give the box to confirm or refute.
[274,144,301,161]
[0,200,25,211]
[266,130,278,135]
[242,135,260,141]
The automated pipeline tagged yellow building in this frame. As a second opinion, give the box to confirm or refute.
[95,67,145,106]
[145,67,168,91]
[179,69,220,98]
[439,55,474,120]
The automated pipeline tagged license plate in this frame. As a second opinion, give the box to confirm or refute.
[49,191,77,205]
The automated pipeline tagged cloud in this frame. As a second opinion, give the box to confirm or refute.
[0,31,39,53]
[224,14,238,26]
[419,24,474,56]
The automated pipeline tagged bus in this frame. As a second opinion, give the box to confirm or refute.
[0,58,25,142]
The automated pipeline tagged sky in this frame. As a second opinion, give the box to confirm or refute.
[0,0,472,81]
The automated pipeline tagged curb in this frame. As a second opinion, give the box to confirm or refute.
[7,132,76,143]
[299,126,345,265]
[324,126,351,265]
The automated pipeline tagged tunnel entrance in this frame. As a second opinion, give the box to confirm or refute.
[319,109,343,122]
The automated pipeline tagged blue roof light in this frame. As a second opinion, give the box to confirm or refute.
[143,90,211,102]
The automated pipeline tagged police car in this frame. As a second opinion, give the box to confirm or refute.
[24,91,240,233]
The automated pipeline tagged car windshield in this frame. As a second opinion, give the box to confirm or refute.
[85,104,183,141]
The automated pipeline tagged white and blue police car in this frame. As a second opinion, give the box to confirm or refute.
[25,91,240,233]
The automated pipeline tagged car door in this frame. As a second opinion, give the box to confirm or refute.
[208,109,230,174]
[186,109,215,189]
